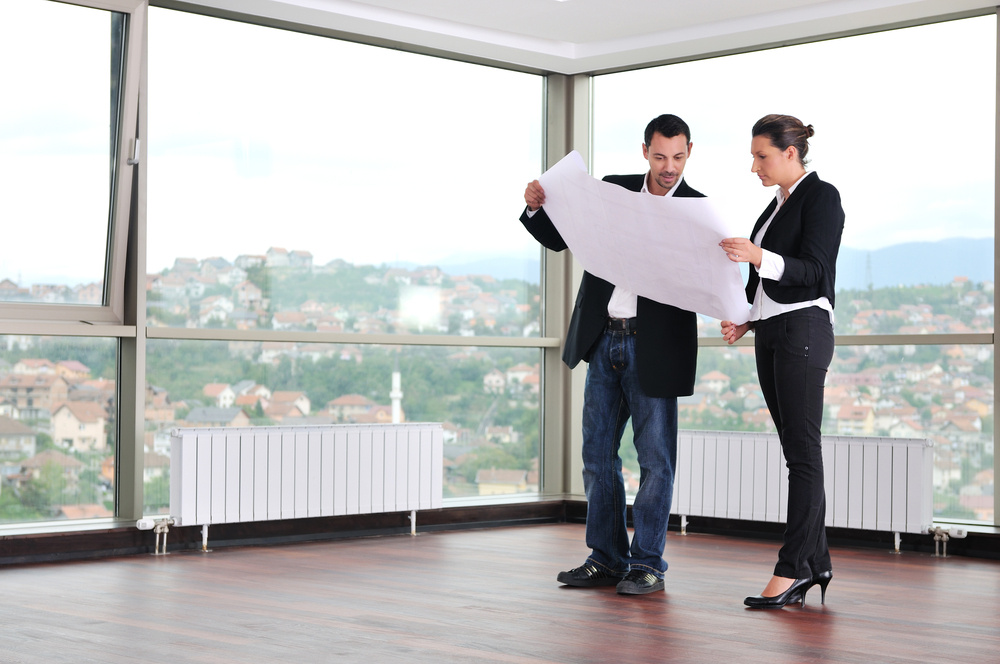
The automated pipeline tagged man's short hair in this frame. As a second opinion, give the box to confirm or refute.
[644,114,691,146]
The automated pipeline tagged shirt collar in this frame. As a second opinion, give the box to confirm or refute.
[642,172,684,197]
[776,171,810,206]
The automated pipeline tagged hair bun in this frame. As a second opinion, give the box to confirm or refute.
[805,124,815,138]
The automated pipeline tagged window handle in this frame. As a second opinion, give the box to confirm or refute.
[127,138,141,166]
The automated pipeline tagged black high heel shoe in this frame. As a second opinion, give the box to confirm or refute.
[810,570,833,605]
[744,577,812,609]
[744,571,834,609]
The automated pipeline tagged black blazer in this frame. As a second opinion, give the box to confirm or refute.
[745,172,845,308]
[520,173,701,398]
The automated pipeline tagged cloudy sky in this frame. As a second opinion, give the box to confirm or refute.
[593,15,996,252]
[1,3,994,288]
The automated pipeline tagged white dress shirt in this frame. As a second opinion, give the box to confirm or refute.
[750,171,834,324]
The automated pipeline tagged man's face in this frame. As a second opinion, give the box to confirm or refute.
[642,132,692,196]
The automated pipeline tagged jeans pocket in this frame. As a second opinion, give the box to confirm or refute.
[783,315,833,367]
[782,316,811,357]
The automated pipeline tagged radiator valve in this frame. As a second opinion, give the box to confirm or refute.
[929,525,968,557]
[137,517,176,555]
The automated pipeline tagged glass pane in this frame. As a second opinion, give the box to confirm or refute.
[0,0,123,306]
[147,9,544,336]
[593,16,995,337]
[690,344,994,523]
[143,340,541,514]
[0,335,118,523]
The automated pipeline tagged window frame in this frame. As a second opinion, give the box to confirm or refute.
[0,0,144,325]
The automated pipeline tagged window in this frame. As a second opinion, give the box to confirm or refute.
[147,8,544,337]
[0,0,142,527]
[0,335,118,523]
[144,8,548,516]
[142,340,542,514]
[0,0,140,323]
[594,18,994,336]
[594,16,996,522]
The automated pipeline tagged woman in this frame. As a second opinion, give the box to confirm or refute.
[719,114,845,609]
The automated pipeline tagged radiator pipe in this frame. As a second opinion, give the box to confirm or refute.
[202,524,211,552]
[409,510,416,536]
[153,520,171,555]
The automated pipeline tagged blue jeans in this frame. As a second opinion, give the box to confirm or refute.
[581,327,678,578]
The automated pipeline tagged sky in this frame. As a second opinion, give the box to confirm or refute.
[593,16,996,252]
[0,2,995,288]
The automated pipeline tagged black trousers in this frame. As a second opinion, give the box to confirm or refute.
[754,307,834,579]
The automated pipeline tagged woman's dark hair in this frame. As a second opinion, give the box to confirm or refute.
[752,114,814,166]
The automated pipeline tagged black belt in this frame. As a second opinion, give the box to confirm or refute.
[606,317,638,333]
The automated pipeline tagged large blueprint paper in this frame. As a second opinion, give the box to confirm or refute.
[538,151,750,324]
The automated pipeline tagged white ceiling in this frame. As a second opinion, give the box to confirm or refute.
[182,0,996,73]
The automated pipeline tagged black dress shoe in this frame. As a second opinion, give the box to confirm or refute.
[812,570,833,605]
[616,570,664,595]
[557,563,625,587]
[744,577,812,609]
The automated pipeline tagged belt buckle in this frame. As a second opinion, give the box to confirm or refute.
[608,317,634,333]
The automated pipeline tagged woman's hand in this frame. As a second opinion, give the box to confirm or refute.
[719,237,762,269]
[720,320,750,345]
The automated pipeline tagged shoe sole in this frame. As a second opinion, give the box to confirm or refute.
[557,574,623,587]
[616,581,665,595]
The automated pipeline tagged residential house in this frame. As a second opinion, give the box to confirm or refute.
[483,369,505,394]
[182,407,250,428]
[145,385,176,424]
[52,402,109,452]
[326,394,376,422]
[203,383,236,408]
[17,449,85,492]
[0,415,37,460]
[0,374,70,418]
[475,468,528,496]
[13,358,56,375]
[348,405,397,424]
[72,282,103,305]
[199,295,234,325]
[835,405,875,436]
[289,250,313,269]
[172,257,199,273]
[266,247,290,267]
[56,360,91,381]
[270,391,310,416]
[233,280,263,309]
[234,254,266,270]
[700,370,731,395]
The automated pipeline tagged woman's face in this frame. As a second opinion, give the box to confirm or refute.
[750,135,798,189]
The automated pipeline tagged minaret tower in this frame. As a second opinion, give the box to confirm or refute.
[390,354,403,423]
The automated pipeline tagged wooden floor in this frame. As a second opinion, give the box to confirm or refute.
[1,523,998,663]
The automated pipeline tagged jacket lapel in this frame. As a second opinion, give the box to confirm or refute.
[754,172,819,241]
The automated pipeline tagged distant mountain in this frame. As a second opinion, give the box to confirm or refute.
[393,238,993,291]
[837,238,993,291]
[390,255,543,284]
[438,257,541,284]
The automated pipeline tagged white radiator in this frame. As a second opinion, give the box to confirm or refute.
[169,423,443,528]
[673,431,934,536]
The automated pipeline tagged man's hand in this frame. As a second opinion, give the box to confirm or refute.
[524,180,545,211]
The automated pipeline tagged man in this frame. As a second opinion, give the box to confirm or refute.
[520,114,701,595]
